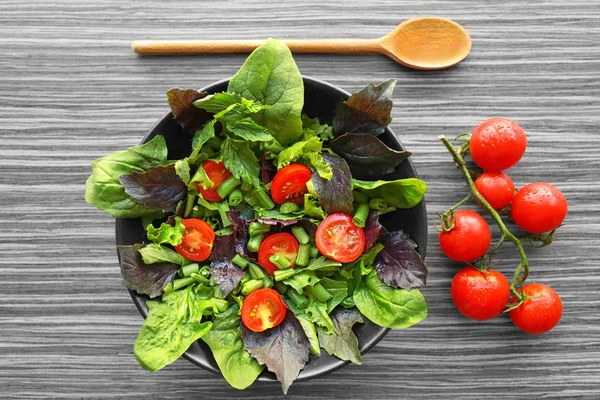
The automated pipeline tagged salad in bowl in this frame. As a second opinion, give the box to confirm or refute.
[85,38,428,393]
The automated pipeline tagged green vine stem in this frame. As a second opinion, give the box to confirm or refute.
[439,135,529,300]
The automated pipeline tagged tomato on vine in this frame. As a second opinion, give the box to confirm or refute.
[511,182,568,233]
[474,171,515,210]
[509,283,562,334]
[439,210,491,262]
[451,266,510,321]
[470,118,527,171]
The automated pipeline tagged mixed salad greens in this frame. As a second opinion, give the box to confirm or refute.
[85,38,428,393]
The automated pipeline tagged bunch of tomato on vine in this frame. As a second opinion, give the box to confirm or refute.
[437,118,567,334]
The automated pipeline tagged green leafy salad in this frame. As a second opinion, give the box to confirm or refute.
[85,38,428,394]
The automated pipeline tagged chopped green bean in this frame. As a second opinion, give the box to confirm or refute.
[352,190,370,204]
[353,202,370,228]
[287,290,308,308]
[228,188,243,206]
[241,279,264,295]
[232,254,250,269]
[172,277,194,291]
[248,262,267,280]
[295,244,311,267]
[270,253,293,270]
[280,202,300,214]
[247,233,264,253]
[216,175,241,199]
[305,283,332,303]
[255,188,276,210]
[274,268,297,281]
[369,198,388,211]
[274,281,288,295]
[291,226,310,245]
[180,263,199,277]
[249,221,271,236]
[310,246,320,259]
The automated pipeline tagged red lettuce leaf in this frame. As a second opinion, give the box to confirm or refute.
[374,231,428,290]
[317,307,364,365]
[311,153,353,215]
[329,133,411,178]
[117,244,178,298]
[226,209,252,257]
[119,164,186,212]
[241,312,310,394]
[166,88,212,133]
[332,79,395,137]
[209,234,246,297]
[260,151,277,184]
[363,211,385,251]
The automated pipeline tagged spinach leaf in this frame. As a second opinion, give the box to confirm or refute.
[117,244,179,298]
[192,119,216,150]
[138,243,186,266]
[352,178,427,209]
[353,270,427,328]
[332,79,396,137]
[241,312,310,394]
[228,38,304,146]
[134,285,213,371]
[85,135,170,218]
[221,137,262,188]
[201,304,264,390]
[166,88,212,133]
[295,314,321,356]
[329,133,411,178]
[193,92,243,114]
[317,307,363,365]
[374,231,428,290]
[119,164,186,212]
[146,217,185,246]
[311,153,353,215]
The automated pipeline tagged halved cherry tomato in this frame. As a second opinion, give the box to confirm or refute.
[258,233,299,275]
[316,213,365,263]
[270,164,312,205]
[197,160,232,201]
[173,218,215,262]
[241,288,287,332]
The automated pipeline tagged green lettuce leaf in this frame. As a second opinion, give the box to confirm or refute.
[301,114,334,141]
[138,243,186,266]
[276,136,323,169]
[228,38,304,146]
[85,135,170,218]
[353,270,427,328]
[352,178,427,209]
[221,137,262,188]
[146,217,185,246]
[134,284,214,371]
[317,307,363,364]
[201,304,264,390]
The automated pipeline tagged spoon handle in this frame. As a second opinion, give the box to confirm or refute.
[132,38,381,55]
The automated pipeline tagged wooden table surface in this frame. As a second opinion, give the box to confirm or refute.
[2,1,599,399]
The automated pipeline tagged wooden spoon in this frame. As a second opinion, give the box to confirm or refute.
[131,17,471,70]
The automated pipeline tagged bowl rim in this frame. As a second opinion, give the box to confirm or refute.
[120,74,427,383]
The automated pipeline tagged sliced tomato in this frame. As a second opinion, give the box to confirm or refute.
[173,218,215,262]
[241,288,287,332]
[271,164,312,205]
[197,160,232,201]
[257,232,299,275]
[316,213,365,263]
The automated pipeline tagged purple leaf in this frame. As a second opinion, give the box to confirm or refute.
[209,234,246,297]
[311,153,353,215]
[117,244,178,298]
[256,217,302,227]
[209,234,236,262]
[363,211,384,251]
[260,151,278,184]
[241,312,310,394]
[119,165,186,211]
[166,88,212,132]
[374,231,428,290]
[329,133,411,178]
[332,79,396,137]
[226,209,251,257]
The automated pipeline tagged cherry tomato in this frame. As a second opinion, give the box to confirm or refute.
[173,218,215,262]
[511,182,567,234]
[241,288,287,332]
[474,171,515,210]
[509,283,562,334]
[439,210,491,262]
[197,160,232,201]
[270,164,312,205]
[470,118,527,171]
[316,213,365,263]
[258,233,299,275]
[451,266,510,321]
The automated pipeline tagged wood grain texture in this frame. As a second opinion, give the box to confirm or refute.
[1,0,599,398]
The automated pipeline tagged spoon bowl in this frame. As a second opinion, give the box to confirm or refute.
[132,17,471,70]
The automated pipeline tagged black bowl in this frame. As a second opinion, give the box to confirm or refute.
[115,76,428,382]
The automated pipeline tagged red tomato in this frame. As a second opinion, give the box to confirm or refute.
[270,164,312,205]
[439,210,491,262]
[257,233,299,275]
[316,213,365,263]
[474,171,515,210]
[509,283,562,334]
[511,182,568,233]
[173,218,215,262]
[451,266,510,321]
[241,288,287,332]
[470,118,527,171]
[197,160,232,201]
